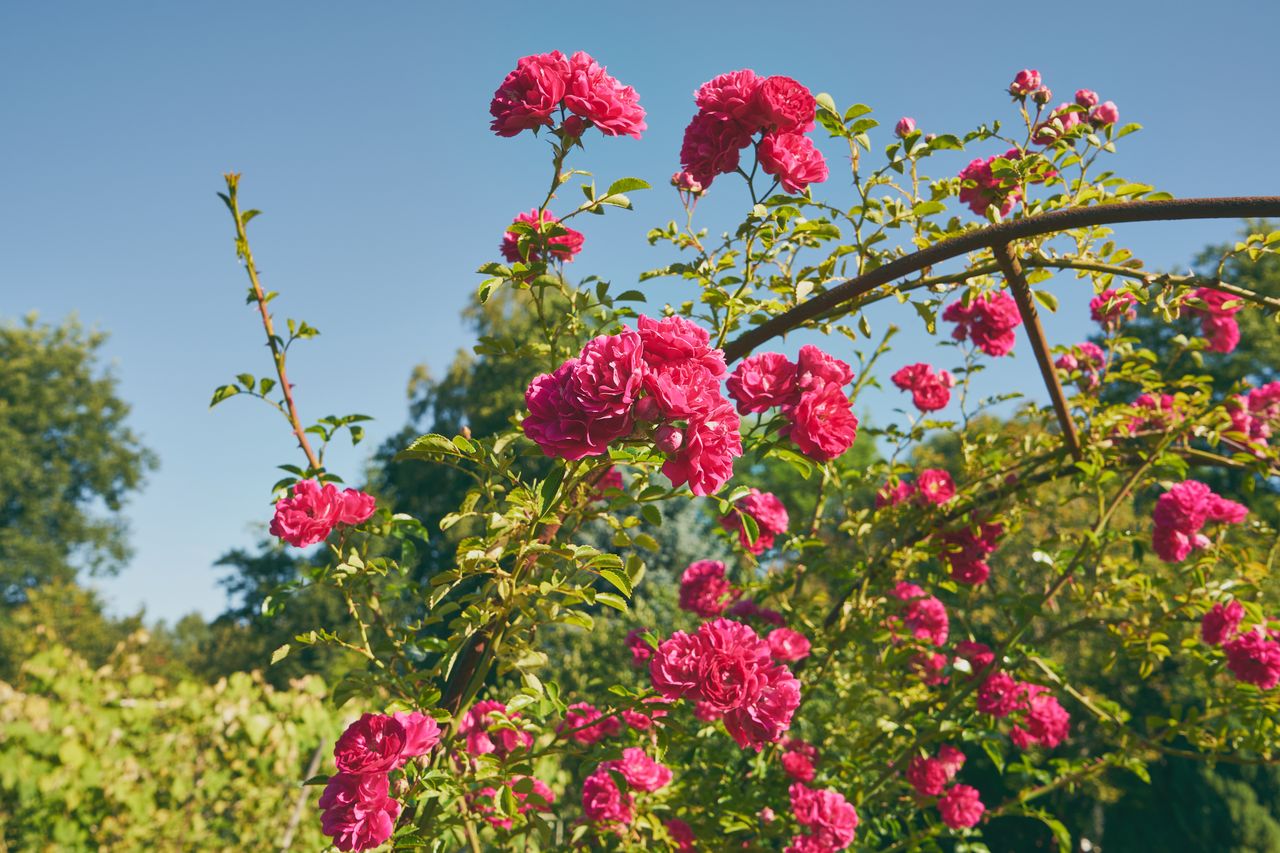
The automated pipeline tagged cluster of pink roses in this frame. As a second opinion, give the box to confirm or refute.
[560,702,623,745]
[458,699,534,757]
[680,69,828,194]
[727,345,860,461]
[719,487,790,553]
[891,362,955,412]
[489,50,645,139]
[1151,479,1248,563]
[1090,288,1138,328]
[944,292,1023,357]
[650,618,802,750]
[499,208,585,266]
[942,520,1004,585]
[891,582,951,646]
[1228,381,1280,451]
[781,738,819,782]
[522,315,742,495]
[877,469,957,509]
[786,783,859,852]
[1201,601,1280,690]
[1189,287,1244,353]
[472,777,556,830]
[976,672,1072,750]
[956,148,1030,217]
[270,479,376,548]
[318,711,441,851]
[581,748,673,826]
[905,745,984,828]
[1126,392,1180,435]
[1054,341,1106,390]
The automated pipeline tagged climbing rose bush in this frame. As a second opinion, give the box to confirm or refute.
[206,52,1280,851]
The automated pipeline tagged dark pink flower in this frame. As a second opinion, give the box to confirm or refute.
[1010,686,1071,749]
[336,488,377,526]
[271,480,343,548]
[582,764,633,824]
[334,714,407,775]
[794,345,854,394]
[727,352,798,414]
[1054,342,1105,390]
[942,522,1003,586]
[1228,382,1280,451]
[938,784,985,829]
[1091,100,1119,125]
[661,397,742,496]
[784,384,858,462]
[563,51,646,138]
[1090,288,1138,328]
[650,618,801,750]
[755,75,817,133]
[957,152,1022,217]
[1008,69,1042,96]
[906,747,962,797]
[1127,393,1180,435]
[560,702,621,745]
[318,772,401,852]
[391,711,441,763]
[458,700,532,757]
[667,818,696,851]
[1032,104,1085,145]
[790,783,859,849]
[876,479,915,509]
[473,776,555,830]
[489,51,572,137]
[892,582,950,646]
[767,627,812,662]
[679,560,735,617]
[1075,89,1100,108]
[1223,628,1280,689]
[612,747,672,792]
[1202,601,1245,646]
[782,747,817,782]
[680,111,753,189]
[721,488,790,553]
[895,117,917,138]
[916,469,956,505]
[944,292,1022,357]
[622,698,670,731]
[976,672,1022,718]
[1190,288,1243,354]
[759,131,829,194]
[696,69,766,127]
[500,209,585,265]
[1152,480,1248,563]
[594,466,624,499]
[955,641,995,677]
[891,363,955,412]
[626,628,655,666]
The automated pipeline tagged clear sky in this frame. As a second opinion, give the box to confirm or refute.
[2,2,1277,623]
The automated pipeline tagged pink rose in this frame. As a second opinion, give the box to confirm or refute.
[270,480,343,548]
[391,711,441,763]
[1151,480,1248,563]
[755,75,816,132]
[1202,601,1246,646]
[892,582,950,646]
[1223,628,1280,689]
[895,116,917,138]
[876,479,915,508]
[915,469,956,505]
[976,672,1022,717]
[612,747,673,792]
[1008,69,1042,96]
[679,559,735,617]
[790,783,859,849]
[784,384,858,462]
[563,51,646,138]
[794,345,855,393]
[1010,686,1071,749]
[695,69,765,127]
[680,111,753,190]
[336,488,377,526]
[906,754,950,797]
[318,772,401,852]
[582,764,634,824]
[720,488,790,553]
[1090,100,1119,125]
[458,700,532,757]
[626,628,655,666]
[955,641,995,677]
[726,352,798,414]
[500,209,585,265]
[1075,89,1099,107]
[938,784,985,829]
[1032,104,1084,145]
[333,713,407,775]
[767,627,812,662]
[661,397,743,496]
[1190,287,1243,354]
[956,150,1023,217]
[942,521,1003,586]
[473,776,555,830]
[944,292,1022,357]
[489,51,571,137]
[891,362,955,412]
[559,702,621,745]
[758,131,829,194]
[666,818,697,851]
[1090,288,1138,328]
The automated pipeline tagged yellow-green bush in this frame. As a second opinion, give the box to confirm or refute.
[0,633,340,851]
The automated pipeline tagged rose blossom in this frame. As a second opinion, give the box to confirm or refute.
[954,640,995,677]
[678,559,735,617]
[500,209,585,264]
[755,75,817,132]
[1091,100,1120,125]
[390,711,442,764]
[767,627,812,662]
[891,362,955,412]
[1189,287,1243,354]
[721,488,790,553]
[559,702,622,745]
[938,784,985,829]
[662,397,743,496]
[680,111,753,189]
[1151,480,1248,563]
[666,818,697,851]
[582,764,633,824]
[1090,288,1138,327]
[790,783,859,849]
[895,116,917,137]
[957,151,1022,217]
[622,698,670,731]
[876,479,915,508]
[1008,69,1042,96]
[1223,628,1280,689]
[758,131,829,194]
[782,746,817,782]
[319,772,402,852]
[611,747,673,792]
[727,352,798,414]
[1075,89,1099,107]
[650,618,802,750]
[1202,601,1245,646]
[626,628,655,666]
[563,51,646,138]
[272,480,375,548]
[906,746,963,797]
[458,700,533,757]
[944,292,1022,357]
[784,383,858,461]
[334,713,407,775]
[942,521,1003,586]
[1032,104,1085,145]
[473,776,555,830]
[1054,342,1105,390]
[976,671,1022,718]
[1009,686,1071,749]
[695,69,765,126]
[916,469,956,505]
[891,581,950,646]
[489,51,571,137]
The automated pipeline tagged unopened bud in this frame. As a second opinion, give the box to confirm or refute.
[654,425,684,454]
[635,397,661,422]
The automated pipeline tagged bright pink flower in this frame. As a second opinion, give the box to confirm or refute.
[1008,69,1042,96]
[906,747,962,797]
[270,480,343,548]
[790,783,859,849]
[1075,89,1099,107]
[1010,686,1071,749]
[784,384,858,462]
[957,151,1022,217]
[637,315,726,377]
[1032,104,1085,145]
[650,618,802,750]
[977,672,1022,718]
[782,743,817,782]
[500,209,585,264]
[1090,288,1138,328]
[560,702,621,745]
[895,116,917,137]
[594,466,624,499]
[693,700,724,722]
[729,599,787,626]
[489,51,571,137]
[795,345,854,393]
[458,700,532,757]
[666,818,696,851]
[318,772,401,852]
[473,776,556,830]
[758,132,829,194]
[891,363,955,412]
[1223,629,1280,689]
[1229,382,1280,450]
[391,711,441,764]
[563,51,646,138]
[916,469,956,505]
[679,559,735,617]
[1190,288,1243,353]
[913,650,951,686]
[955,641,995,677]
[938,744,966,775]
[944,292,1022,357]
[892,582,950,646]
[727,352,799,414]
[1127,393,1180,435]
[755,75,817,132]
[1055,342,1105,390]
[938,784,985,829]
[1152,480,1248,563]
[767,628,812,662]
[662,397,742,496]
[622,698,670,731]
[626,628,655,666]
[1091,100,1119,125]
[721,488,790,553]
[1202,601,1245,646]
[696,69,766,126]
[876,479,915,508]
[336,489,377,526]
[680,111,753,189]
[942,522,1003,586]
[334,714,407,775]
[612,747,673,792]
[582,764,633,824]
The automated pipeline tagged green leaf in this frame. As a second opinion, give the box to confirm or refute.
[911,200,947,217]
[814,92,839,115]
[595,592,628,612]
[1033,289,1059,312]
[605,177,650,195]
[209,385,240,407]
[597,568,632,597]
[270,643,291,664]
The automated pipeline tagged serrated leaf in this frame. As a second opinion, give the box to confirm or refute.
[606,177,650,195]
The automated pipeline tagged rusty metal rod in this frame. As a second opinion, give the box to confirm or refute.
[722,195,1280,363]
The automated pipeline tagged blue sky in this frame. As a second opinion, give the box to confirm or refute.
[2,2,1277,623]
